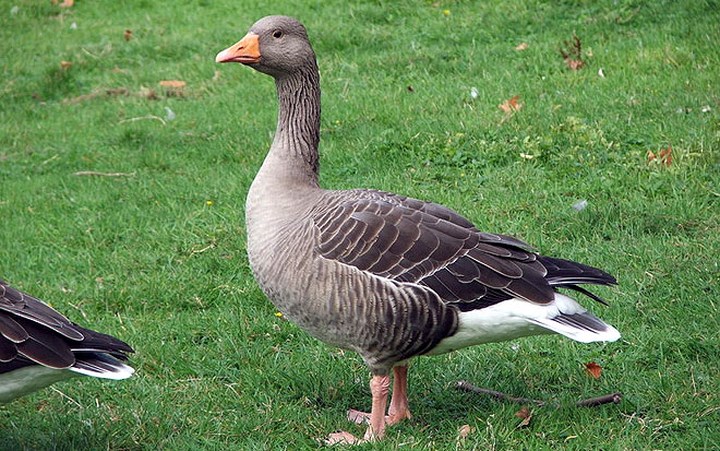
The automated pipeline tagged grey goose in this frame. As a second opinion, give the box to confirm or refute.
[0,279,134,403]
[216,15,620,444]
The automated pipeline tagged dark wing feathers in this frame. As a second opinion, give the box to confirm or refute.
[0,283,84,341]
[0,279,133,373]
[0,314,29,343]
[316,191,614,311]
[539,255,617,286]
[15,319,76,369]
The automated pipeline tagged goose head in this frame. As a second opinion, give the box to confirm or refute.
[215,15,316,78]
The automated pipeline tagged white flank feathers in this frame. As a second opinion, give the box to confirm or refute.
[429,293,619,355]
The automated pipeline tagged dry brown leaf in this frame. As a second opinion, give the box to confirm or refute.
[566,59,585,70]
[458,424,474,440]
[515,406,533,428]
[515,42,529,51]
[585,361,602,379]
[60,0,74,7]
[159,80,186,98]
[60,60,73,70]
[560,34,585,70]
[647,146,673,166]
[159,80,187,88]
[498,95,522,113]
[124,29,133,41]
[36,400,49,412]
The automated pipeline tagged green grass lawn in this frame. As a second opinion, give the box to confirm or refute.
[1,0,719,449]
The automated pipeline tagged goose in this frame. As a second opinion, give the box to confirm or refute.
[0,279,134,403]
[216,15,620,444]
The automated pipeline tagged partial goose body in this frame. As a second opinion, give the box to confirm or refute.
[0,280,134,403]
[217,15,619,443]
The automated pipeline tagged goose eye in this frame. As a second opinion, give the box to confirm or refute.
[272,30,283,39]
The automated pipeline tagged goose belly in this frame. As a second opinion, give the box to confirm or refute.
[426,299,553,356]
[0,366,76,403]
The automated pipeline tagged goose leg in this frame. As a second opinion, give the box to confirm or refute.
[387,365,412,424]
[346,365,412,426]
[363,374,390,441]
[326,374,390,445]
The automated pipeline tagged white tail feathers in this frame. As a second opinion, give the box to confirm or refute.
[528,313,620,343]
[68,354,135,380]
[527,292,620,343]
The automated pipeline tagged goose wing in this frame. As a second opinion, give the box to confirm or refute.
[313,191,594,310]
[0,280,133,371]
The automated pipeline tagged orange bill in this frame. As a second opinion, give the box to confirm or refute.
[216,33,261,64]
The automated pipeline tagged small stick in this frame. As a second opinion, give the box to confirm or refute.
[455,381,545,406]
[118,115,167,125]
[575,392,623,407]
[73,171,136,177]
[455,380,622,408]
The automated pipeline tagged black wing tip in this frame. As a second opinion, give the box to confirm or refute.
[539,255,618,285]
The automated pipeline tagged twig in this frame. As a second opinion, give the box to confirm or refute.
[455,381,545,406]
[118,115,167,125]
[576,392,623,407]
[455,380,622,408]
[73,171,136,177]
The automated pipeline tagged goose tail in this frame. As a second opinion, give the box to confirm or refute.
[68,353,135,380]
[527,293,620,343]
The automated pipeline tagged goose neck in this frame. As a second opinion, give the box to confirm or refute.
[270,63,321,185]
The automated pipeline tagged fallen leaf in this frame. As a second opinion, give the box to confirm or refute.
[585,361,602,379]
[515,42,529,51]
[59,60,72,70]
[659,146,672,166]
[457,424,474,440]
[647,145,672,167]
[560,34,585,70]
[515,406,532,428]
[159,80,186,89]
[498,95,522,113]
[124,29,133,41]
[159,80,186,97]
[36,400,49,412]
[566,59,585,70]
[60,0,74,7]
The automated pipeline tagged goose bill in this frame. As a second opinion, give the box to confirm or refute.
[216,33,261,64]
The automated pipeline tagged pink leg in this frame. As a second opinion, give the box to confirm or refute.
[346,365,413,426]
[325,374,390,445]
[363,374,390,441]
[387,365,412,424]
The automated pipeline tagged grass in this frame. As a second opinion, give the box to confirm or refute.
[1,0,719,449]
